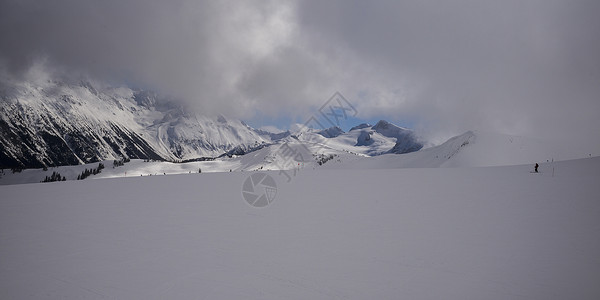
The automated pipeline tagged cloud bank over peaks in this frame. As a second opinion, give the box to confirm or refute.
[1,0,599,151]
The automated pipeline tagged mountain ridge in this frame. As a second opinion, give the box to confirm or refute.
[0,77,422,168]
[0,78,273,168]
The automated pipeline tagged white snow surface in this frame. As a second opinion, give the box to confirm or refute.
[1,157,599,299]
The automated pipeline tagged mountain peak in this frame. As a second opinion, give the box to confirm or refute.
[217,115,227,123]
[372,120,394,130]
[317,126,344,138]
[349,123,371,131]
[133,90,158,109]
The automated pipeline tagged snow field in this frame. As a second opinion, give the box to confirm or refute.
[1,157,599,299]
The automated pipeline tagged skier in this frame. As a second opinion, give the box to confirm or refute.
[534,163,539,173]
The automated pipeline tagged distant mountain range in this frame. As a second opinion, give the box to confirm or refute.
[0,77,422,168]
[298,120,423,157]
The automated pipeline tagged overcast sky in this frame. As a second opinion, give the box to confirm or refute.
[1,0,599,148]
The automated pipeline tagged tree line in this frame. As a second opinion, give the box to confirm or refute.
[77,162,105,180]
[42,171,66,183]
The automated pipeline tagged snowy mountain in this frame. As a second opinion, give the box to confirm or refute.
[0,77,283,168]
[1,125,576,186]
[295,120,423,156]
[0,76,424,169]
[371,120,424,154]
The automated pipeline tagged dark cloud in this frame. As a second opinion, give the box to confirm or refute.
[297,1,600,146]
[0,0,304,114]
[1,0,599,150]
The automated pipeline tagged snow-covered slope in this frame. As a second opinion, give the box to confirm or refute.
[329,130,578,169]
[1,157,599,299]
[0,136,358,185]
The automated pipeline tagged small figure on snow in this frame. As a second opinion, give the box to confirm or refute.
[534,163,539,173]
